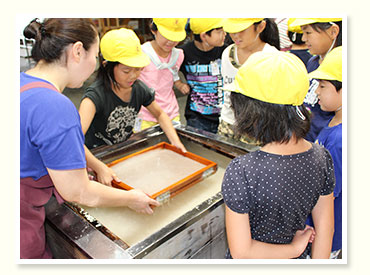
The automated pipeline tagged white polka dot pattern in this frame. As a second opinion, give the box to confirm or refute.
[221,143,335,257]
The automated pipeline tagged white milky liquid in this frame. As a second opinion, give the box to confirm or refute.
[79,142,231,246]
[111,148,206,195]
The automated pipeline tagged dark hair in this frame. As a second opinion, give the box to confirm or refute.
[254,18,280,50]
[193,28,222,42]
[328,80,342,92]
[288,31,305,45]
[23,18,98,63]
[96,56,120,90]
[310,21,342,48]
[149,21,159,40]
[150,20,158,32]
[230,92,311,145]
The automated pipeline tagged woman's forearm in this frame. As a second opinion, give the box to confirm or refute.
[48,168,159,213]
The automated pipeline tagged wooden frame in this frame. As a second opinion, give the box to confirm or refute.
[108,142,217,203]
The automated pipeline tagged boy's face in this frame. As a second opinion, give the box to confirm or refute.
[315,80,342,112]
[205,28,226,47]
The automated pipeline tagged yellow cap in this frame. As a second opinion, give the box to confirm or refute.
[287,18,303,33]
[100,28,150,68]
[289,18,342,29]
[223,18,264,33]
[309,46,342,82]
[153,18,187,41]
[189,18,224,34]
[234,51,309,106]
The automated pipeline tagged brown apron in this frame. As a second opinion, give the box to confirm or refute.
[20,175,64,259]
[20,81,64,259]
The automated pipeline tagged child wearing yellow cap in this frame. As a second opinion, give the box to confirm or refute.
[289,18,342,142]
[79,28,186,185]
[307,46,343,259]
[217,18,280,144]
[287,18,312,67]
[178,18,226,133]
[137,18,189,130]
[221,51,335,259]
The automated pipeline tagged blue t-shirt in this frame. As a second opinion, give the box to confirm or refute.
[289,49,312,68]
[317,123,342,251]
[304,55,335,142]
[20,72,86,180]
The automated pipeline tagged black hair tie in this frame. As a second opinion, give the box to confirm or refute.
[40,23,46,37]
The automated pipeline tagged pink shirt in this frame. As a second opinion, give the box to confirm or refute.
[138,42,184,121]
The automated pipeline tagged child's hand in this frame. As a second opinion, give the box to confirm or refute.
[306,225,316,243]
[95,164,121,187]
[177,83,190,95]
[171,140,187,153]
[291,225,314,257]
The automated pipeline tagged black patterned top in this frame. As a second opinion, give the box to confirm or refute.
[221,143,335,258]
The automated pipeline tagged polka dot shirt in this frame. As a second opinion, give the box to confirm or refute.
[221,143,335,258]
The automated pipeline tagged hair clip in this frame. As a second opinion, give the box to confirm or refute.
[296,106,306,120]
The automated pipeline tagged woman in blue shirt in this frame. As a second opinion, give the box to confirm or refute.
[20,18,159,259]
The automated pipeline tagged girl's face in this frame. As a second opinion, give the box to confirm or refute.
[315,80,342,112]
[68,36,100,88]
[113,63,143,89]
[152,30,179,53]
[301,24,337,56]
[206,28,226,47]
[229,21,265,49]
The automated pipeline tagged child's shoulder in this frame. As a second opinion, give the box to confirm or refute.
[178,40,194,50]
[133,79,154,94]
[317,124,342,147]
[221,43,235,59]
[311,142,335,162]
[85,79,105,95]
[229,151,260,167]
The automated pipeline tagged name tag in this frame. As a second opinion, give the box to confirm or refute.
[133,116,142,133]
[210,61,220,76]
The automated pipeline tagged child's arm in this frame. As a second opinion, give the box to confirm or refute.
[310,193,334,258]
[225,205,313,259]
[146,100,187,153]
[78,98,121,186]
[174,79,190,95]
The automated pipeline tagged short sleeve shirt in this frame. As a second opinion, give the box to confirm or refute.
[83,79,155,148]
[138,42,184,121]
[179,41,226,120]
[20,72,86,180]
[316,123,342,251]
[304,55,335,142]
[221,143,335,257]
[220,43,279,125]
